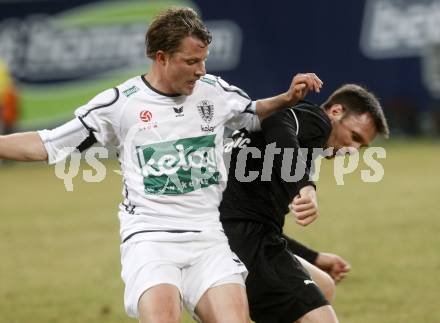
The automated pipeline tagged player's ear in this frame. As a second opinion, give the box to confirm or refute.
[328,104,344,119]
[155,50,168,65]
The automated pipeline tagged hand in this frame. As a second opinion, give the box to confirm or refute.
[289,185,318,226]
[286,73,323,105]
[315,252,351,283]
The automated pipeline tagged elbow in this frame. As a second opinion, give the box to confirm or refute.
[28,144,49,162]
[27,150,48,162]
[24,138,49,162]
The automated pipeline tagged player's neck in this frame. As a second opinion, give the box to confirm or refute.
[143,68,179,96]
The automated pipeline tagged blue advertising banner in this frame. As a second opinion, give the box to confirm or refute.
[1,0,439,134]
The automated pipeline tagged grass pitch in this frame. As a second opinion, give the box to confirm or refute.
[0,140,439,323]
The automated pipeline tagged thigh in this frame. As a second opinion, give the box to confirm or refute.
[195,281,250,323]
[181,239,248,319]
[120,240,184,318]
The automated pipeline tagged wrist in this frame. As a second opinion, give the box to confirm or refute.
[299,185,316,197]
[315,252,326,268]
[283,91,298,107]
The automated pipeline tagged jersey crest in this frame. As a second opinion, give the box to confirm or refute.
[197,100,215,123]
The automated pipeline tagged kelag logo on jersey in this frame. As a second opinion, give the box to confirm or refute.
[136,135,220,195]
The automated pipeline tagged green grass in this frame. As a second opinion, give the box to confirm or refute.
[0,140,439,322]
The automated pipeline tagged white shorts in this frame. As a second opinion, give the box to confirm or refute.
[120,230,248,319]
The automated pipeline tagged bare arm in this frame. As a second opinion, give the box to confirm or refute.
[0,132,48,162]
[255,73,323,120]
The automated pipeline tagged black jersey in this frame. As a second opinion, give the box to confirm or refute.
[220,101,332,231]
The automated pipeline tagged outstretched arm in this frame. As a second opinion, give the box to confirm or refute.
[0,87,120,164]
[255,73,323,120]
[0,132,48,161]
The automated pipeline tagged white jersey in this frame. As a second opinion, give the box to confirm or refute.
[40,74,260,241]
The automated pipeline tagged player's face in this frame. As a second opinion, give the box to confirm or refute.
[326,111,377,158]
[163,36,208,95]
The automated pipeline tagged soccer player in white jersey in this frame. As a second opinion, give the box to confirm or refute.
[0,7,323,323]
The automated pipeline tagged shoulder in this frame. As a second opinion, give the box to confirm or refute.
[87,75,143,107]
[87,75,143,109]
[292,100,330,124]
[198,74,219,87]
[116,75,144,100]
[197,74,250,99]
[79,88,120,116]
[75,76,140,118]
[261,107,298,130]
[291,101,332,144]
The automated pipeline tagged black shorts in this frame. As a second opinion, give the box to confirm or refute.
[222,220,329,323]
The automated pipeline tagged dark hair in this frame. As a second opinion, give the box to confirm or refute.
[145,7,212,59]
[321,84,389,138]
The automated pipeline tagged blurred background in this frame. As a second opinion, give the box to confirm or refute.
[1,0,440,135]
[0,0,439,322]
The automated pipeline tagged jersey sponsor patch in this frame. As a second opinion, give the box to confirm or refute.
[199,76,217,86]
[136,135,220,195]
[123,85,140,97]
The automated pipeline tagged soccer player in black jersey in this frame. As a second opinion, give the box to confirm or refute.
[220,84,389,323]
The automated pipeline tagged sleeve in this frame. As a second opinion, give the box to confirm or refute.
[261,108,315,193]
[74,87,121,146]
[37,87,121,165]
[282,233,319,264]
[38,118,97,164]
[216,77,261,132]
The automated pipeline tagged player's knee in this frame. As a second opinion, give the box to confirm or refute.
[138,296,181,323]
[219,306,250,323]
[296,305,339,323]
[196,284,250,323]
[319,272,336,302]
[137,284,182,323]
[139,307,181,323]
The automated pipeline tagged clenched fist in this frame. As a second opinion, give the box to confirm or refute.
[287,73,323,104]
[289,185,319,226]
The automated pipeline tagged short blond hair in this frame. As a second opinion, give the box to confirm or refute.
[145,7,212,59]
